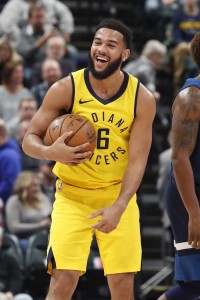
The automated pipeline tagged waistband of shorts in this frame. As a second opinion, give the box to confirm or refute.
[56,178,136,203]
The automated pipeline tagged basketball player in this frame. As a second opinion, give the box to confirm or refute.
[158,32,200,300]
[22,19,156,300]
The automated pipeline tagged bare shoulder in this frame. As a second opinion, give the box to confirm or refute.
[172,86,200,120]
[137,83,156,117]
[172,86,200,154]
[51,76,72,92]
[42,75,73,110]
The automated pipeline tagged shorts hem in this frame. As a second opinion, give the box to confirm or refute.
[47,265,86,276]
[104,268,141,276]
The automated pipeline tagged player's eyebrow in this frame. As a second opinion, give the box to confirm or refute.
[107,39,118,45]
[94,37,118,45]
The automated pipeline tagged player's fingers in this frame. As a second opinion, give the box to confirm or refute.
[91,222,99,228]
[192,235,200,249]
[74,152,92,159]
[59,131,73,141]
[74,142,90,152]
[192,239,198,248]
[72,158,89,164]
[188,231,193,245]
[189,231,198,248]
[88,209,103,219]
[91,220,104,229]
[197,240,200,249]
[95,223,111,234]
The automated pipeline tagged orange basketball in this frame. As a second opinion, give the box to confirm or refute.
[44,114,97,153]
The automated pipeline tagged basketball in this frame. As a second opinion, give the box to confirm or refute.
[44,114,96,153]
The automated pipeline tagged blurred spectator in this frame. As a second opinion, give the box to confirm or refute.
[0,38,22,84]
[156,129,172,229]
[16,4,58,69]
[172,0,200,92]
[173,0,200,45]
[145,0,178,13]
[0,0,74,47]
[144,0,180,42]
[16,120,40,172]
[156,129,174,256]
[38,160,56,203]
[31,58,62,106]
[145,0,160,13]
[0,60,32,122]
[7,97,37,139]
[0,119,21,204]
[124,40,168,158]
[123,39,167,99]
[0,229,33,300]
[45,35,77,70]
[30,36,76,86]
[5,171,52,253]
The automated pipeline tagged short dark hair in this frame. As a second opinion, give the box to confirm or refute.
[95,18,132,50]
[190,32,200,69]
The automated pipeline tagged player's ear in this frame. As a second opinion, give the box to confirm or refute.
[122,49,130,62]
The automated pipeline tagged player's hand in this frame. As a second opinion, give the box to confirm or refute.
[88,204,125,234]
[47,131,92,164]
[188,215,200,249]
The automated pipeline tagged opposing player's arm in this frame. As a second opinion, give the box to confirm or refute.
[114,83,156,209]
[171,88,200,243]
[22,77,91,163]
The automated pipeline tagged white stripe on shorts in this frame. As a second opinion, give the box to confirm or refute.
[174,241,193,250]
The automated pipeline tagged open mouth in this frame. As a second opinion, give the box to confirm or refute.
[96,55,108,63]
[95,55,109,67]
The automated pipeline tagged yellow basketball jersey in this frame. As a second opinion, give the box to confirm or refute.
[53,68,139,189]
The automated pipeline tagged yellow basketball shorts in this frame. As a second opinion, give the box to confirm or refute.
[47,179,142,275]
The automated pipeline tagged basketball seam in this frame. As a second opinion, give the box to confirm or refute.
[48,126,54,144]
[89,136,97,144]
[59,114,70,137]
[65,120,89,145]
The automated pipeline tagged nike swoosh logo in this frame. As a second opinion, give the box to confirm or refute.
[79,99,94,104]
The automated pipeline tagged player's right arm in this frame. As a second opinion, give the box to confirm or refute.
[172,87,200,248]
[22,77,91,164]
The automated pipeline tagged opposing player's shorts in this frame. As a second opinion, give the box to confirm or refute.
[47,179,142,275]
[166,178,200,282]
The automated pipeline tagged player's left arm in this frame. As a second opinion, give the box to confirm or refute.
[88,84,156,233]
[114,84,156,209]
[172,88,200,248]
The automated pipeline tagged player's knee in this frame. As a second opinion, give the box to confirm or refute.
[49,270,79,297]
[108,273,134,297]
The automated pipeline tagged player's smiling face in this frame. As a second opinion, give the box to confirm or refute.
[88,28,129,80]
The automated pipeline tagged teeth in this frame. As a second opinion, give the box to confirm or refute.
[97,56,108,62]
